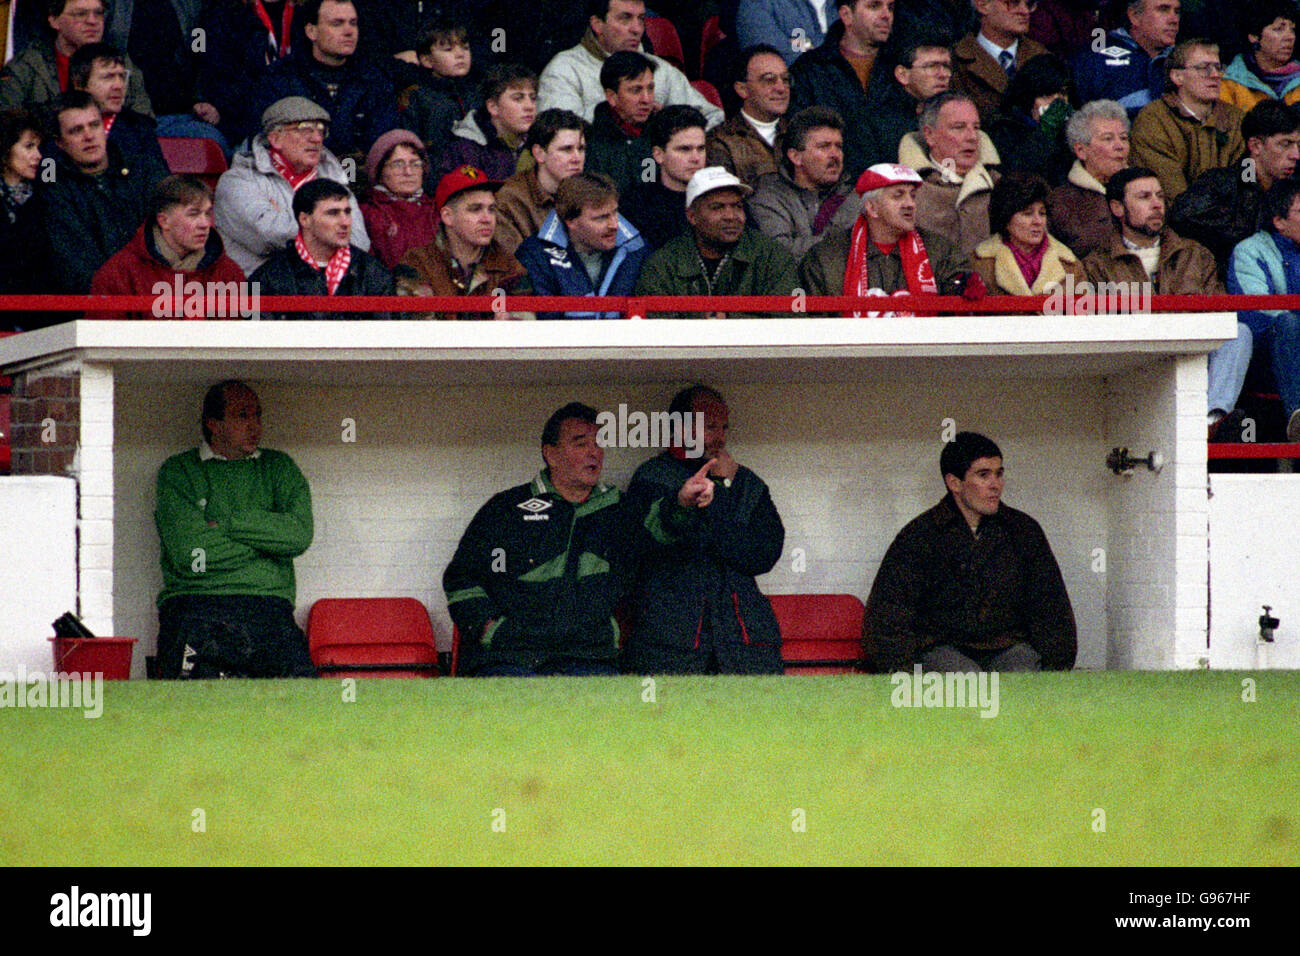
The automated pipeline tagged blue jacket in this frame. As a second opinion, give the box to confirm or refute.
[515,211,649,319]
[735,0,836,65]
[1072,28,1169,118]
[1227,230,1300,335]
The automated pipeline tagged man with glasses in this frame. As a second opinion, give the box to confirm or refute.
[214,96,371,275]
[69,41,168,187]
[861,37,954,170]
[706,44,791,192]
[0,0,152,114]
[1130,39,1245,204]
[952,0,1048,121]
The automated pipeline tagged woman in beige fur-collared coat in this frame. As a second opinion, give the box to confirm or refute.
[969,171,1086,296]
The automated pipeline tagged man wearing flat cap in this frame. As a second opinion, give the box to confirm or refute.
[634,166,798,318]
[798,162,975,306]
[214,95,371,275]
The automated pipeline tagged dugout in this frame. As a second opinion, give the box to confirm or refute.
[0,315,1241,674]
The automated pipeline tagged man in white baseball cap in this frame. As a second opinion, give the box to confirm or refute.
[797,161,976,304]
[634,165,799,317]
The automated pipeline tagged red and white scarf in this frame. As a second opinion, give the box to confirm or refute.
[270,146,317,191]
[842,217,936,317]
[253,0,294,63]
[295,232,351,295]
[102,113,116,136]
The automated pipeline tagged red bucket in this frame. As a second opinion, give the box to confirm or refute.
[49,637,137,680]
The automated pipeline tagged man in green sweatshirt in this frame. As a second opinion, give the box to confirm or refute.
[153,380,316,679]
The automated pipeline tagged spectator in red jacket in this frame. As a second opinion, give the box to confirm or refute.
[88,174,246,319]
[359,128,438,268]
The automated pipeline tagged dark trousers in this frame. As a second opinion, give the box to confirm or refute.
[157,594,317,679]
[918,642,1042,673]
[469,658,618,677]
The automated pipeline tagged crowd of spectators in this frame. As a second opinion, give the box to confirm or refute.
[1,0,1300,436]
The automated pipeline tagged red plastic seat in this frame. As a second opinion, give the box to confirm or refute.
[769,594,867,674]
[645,15,686,72]
[691,79,724,110]
[700,14,725,78]
[308,597,441,678]
[158,137,229,190]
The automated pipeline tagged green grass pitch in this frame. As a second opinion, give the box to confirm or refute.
[2,673,1297,866]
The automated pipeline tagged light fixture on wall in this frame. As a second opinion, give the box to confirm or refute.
[1259,606,1279,643]
[1106,448,1164,476]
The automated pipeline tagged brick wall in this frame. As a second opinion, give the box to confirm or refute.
[7,371,79,476]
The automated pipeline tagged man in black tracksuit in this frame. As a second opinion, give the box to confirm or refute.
[624,386,786,674]
[444,401,716,676]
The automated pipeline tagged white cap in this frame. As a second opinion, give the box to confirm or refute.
[685,166,753,207]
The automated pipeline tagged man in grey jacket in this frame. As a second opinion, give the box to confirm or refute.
[214,96,371,276]
[537,0,723,129]
[748,105,862,257]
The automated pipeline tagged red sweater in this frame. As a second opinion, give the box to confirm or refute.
[360,190,439,269]
[88,225,247,319]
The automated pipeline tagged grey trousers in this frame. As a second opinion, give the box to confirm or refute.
[918,642,1041,673]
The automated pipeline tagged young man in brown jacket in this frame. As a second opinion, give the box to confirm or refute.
[863,431,1077,673]
[493,108,588,255]
[396,165,532,319]
[1129,38,1245,204]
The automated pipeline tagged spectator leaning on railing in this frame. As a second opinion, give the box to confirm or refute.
[251,178,393,320]
[515,171,649,319]
[633,165,799,318]
[969,171,1085,295]
[394,165,532,320]
[797,162,974,301]
[88,174,245,320]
